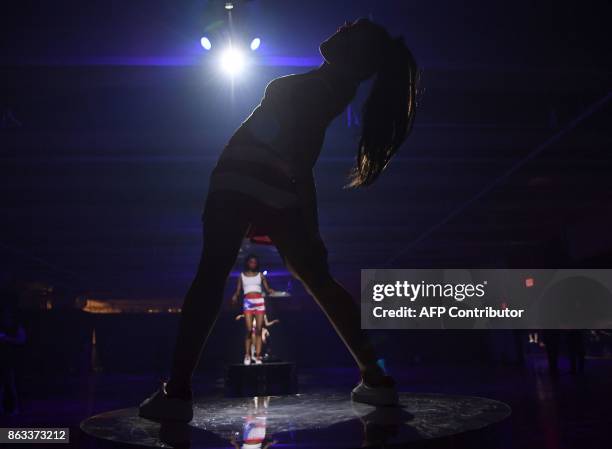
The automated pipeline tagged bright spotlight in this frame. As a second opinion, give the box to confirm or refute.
[250,38,261,51]
[200,36,212,50]
[263,270,268,276]
[224,2,234,10]
[220,48,245,76]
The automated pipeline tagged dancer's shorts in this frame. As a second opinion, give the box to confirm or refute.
[243,293,265,314]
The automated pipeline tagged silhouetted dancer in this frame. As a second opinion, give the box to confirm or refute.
[139,18,418,422]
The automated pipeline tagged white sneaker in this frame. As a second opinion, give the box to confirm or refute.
[254,357,263,365]
[351,379,399,406]
[244,355,252,365]
[138,383,193,422]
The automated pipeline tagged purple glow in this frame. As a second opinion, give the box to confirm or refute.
[259,55,321,67]
[230,270,289,278]
[12,55,322,67]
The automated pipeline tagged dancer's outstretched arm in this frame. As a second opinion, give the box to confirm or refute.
[261,273,276,295]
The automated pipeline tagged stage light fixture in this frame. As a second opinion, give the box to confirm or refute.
[200,36,212,50]
[220,47,246,76]
[224,2,234,10]
[250,38,261,51]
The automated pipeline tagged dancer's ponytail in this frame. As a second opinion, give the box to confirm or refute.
[348,37,418,187]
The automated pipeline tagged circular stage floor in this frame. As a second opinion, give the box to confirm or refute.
[81,392,510,448]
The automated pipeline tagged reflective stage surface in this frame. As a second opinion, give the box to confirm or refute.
[80,392,511,448]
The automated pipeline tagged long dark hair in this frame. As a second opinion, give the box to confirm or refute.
[348,35,418,187]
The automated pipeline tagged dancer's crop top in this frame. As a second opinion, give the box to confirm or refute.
[211,69,356,208]
[241,272,263,295]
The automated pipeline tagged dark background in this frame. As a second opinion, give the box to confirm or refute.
[1,0,611,374]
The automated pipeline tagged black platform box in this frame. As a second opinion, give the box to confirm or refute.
[225,362,298,397]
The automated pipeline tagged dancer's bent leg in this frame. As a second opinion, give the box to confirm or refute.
[270,222,397,405]
[269,221,385,383]
[166,192,250,397]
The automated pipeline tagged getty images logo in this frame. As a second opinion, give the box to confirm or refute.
[371,280,488,302]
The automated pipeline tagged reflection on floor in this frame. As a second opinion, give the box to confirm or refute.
[4,356,612,448]
[80,392,510,448]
